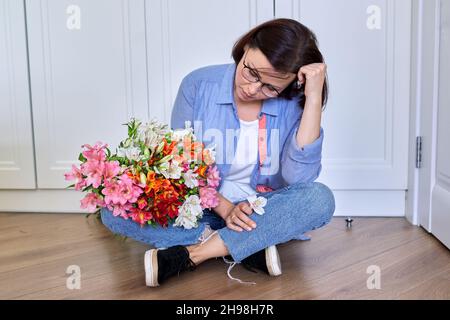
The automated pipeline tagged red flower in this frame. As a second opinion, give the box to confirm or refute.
[152,208,169,227]
[137,197,148,210]
[129,207,153,226]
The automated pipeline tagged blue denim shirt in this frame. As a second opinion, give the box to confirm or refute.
[170,63,324,190]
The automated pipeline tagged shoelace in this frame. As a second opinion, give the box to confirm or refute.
[222,256,256,285]
[199,228,256,285]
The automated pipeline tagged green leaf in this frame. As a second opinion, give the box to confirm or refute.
[78,153,87,162]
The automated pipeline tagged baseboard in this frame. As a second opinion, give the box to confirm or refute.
[332,190,406,217]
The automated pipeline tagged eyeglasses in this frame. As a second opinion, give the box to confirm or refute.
[241,52,281,98]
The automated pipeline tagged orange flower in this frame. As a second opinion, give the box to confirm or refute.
[126,170,141,184]
[202,149,214,165]
[183,136,192,151]
[196,165,208,178]
[145,171,158,194]
[147,171,156,180]
[155,179,171,192]
[192,141,204,151]
[162,138,177,156]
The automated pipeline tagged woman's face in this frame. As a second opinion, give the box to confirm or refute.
[234,46,297,103]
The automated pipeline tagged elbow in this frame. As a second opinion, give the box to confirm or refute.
[282,163,322,186]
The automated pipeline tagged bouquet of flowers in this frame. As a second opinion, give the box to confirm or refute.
[64,118,221,229]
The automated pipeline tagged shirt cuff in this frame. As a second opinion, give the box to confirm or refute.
[288,126,324,163]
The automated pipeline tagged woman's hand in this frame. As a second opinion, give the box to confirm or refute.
[225,202,257,232]
[297,63,327,100]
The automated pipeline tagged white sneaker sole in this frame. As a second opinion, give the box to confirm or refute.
[144,249,159,287]
[265,245,282,276]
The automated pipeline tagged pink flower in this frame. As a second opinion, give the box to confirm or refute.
[81,160,105,188]
[102,179,122,205]
[107,203,132,219]
[206,166,220,188]
[198,179,206,187]
[118,174,143,203]
[64,164,86,191]
[199,187,219,209]
[101,174,143,206]
[80,192,105,213]
[103,160,121,180]
[81,141,108,162]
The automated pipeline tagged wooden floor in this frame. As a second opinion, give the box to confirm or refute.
[0,212,449,300]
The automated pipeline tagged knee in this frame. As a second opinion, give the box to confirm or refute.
[311,182,336,223]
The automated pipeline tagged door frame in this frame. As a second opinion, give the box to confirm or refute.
[406,0,441,229]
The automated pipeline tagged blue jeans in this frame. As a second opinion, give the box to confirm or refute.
[100,181,335,262]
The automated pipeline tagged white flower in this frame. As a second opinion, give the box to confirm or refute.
[138,128,159,150]
[246,194,268,215]
[167,160,182,179]
[137,118,169,152]
[117,146,141,161]
[154,161,169,176]
[182,170,199,188]
[158,160,182,179]
[174,212,197,229]
[184,194,203,210]
[172,127,194,142]
[173,195,203,229]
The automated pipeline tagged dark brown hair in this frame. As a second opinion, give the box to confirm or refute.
[232,18,328,111]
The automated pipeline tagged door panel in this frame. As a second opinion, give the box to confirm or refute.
[275,0,411,190]
[431,0,450,249]
[26,0,148,188]
[0,0,36,189]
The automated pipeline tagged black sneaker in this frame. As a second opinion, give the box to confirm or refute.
[144,245,196,287]
[240,245,282,276]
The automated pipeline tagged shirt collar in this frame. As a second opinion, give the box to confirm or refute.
[215,63,279,117]
[215,63,236,105]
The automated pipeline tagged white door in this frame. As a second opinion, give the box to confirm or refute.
[430,0,450,249]
[26,0,149,188]
[275,0,412,216]
[0,0,36,189]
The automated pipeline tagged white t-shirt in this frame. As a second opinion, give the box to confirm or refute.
[218,118,259,203]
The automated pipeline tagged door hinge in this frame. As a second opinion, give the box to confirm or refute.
[416,136,423,168]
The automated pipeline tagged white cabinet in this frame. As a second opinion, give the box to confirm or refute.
[0,0,36,189]
[25,0,273,189]
[26,0,149,188]
[0,0,413,216]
